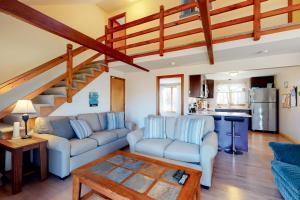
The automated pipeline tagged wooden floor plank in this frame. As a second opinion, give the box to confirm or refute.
[0,131,287,200]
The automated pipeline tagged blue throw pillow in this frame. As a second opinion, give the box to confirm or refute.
[269,142,300,167]
[144,116,166,139]
[70,119,93,139]
[107,112,125,130]
[50,117,76,139]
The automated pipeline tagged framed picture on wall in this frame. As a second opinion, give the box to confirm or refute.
[89,92,99,107]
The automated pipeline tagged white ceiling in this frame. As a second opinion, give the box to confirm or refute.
[205,66,300,80]
[110,29,300,73]
[21,0,141,12]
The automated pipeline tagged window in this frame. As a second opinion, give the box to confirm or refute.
[161,86,179,113]
[180,0,199,18]
[216,81,249,106]
[157,75,184,116]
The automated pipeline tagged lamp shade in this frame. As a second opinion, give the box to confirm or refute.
[12,100,36,114]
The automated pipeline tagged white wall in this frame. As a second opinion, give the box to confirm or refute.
[275,66,300,143]
[125,52,300,128]
[51,69,125,116]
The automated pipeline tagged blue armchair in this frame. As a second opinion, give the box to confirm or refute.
[269,142,300,200]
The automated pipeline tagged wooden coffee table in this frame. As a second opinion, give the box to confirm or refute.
[72,151,201,200]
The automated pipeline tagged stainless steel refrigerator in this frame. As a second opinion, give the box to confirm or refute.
[250,88,277,132]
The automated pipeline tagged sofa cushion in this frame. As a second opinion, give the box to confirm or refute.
[49,117,76,139]
[97,112,107,130]
[89,131,118,146]
[164,140,200,163]
[165,117,177,139]
[135,138,173,157]
[69,138,98,156]
[107,112,125,130]
[272,160,300,196]
[70,120,93,139]
[77,113,101,132]
[109,128,131,138]
[144,116,166,139]
[175,117,205,145]
[35,116,75,134]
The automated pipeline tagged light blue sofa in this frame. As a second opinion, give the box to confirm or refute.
[269,142,300,200]
[33,112,136,178]
[127,115,218,188]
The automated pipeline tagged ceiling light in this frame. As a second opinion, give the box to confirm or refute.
[227,71,239,77]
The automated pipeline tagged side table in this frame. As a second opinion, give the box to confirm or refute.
[0,137,48,194]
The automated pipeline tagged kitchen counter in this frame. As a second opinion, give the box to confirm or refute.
[189,111,250,152]
[189,111,252,118]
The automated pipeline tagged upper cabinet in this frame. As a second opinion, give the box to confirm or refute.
[207,79,214,99]
[250,76,274,88]
[189,75,201,97]
[189,75,214,98]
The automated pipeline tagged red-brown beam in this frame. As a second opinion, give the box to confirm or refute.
[253,0,261,40]
[196,0,214,65]
[288,0,293,23]
[0,0,149,72]
[159,5,164,56]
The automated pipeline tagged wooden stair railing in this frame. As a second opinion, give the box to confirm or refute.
[66,44,73,103]
[0,35,106,95]
[0,52,106,119]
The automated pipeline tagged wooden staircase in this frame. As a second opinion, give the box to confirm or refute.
[30,61,108,117]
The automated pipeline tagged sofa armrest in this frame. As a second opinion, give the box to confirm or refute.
[269,142,300,167]
[200,132,218,187]
[32,133,71,178]
[33,133,70,154]
[125,121,136,131]
[126,128,144,152]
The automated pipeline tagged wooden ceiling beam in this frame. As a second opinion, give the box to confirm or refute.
[196,0,214,65]
[0,0,149,72]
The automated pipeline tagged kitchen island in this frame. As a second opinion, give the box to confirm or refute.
[189,111,251,152]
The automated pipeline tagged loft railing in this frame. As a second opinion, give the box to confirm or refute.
[105,0,300,62]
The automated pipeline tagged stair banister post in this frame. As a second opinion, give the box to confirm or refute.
[66,43,73,103]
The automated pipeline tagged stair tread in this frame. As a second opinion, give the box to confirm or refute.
[73,79,86,83]
[34,103,53,107]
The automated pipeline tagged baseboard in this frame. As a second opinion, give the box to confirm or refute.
[280,133,300,144]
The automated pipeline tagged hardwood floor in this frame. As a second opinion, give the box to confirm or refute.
[0,132,289,200]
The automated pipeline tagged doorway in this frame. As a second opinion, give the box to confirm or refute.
[108,13,126,54]
[157,74,184,116]
[110,76,125,112]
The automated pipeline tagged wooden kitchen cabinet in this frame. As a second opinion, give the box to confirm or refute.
[189,75,201,97]
[207,79,214,98]
[250,76,274,88]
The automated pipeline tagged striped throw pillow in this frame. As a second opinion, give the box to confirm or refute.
[144,116,166,139]
[107,112,125,130]
[70,119,93,139]
[175,117,205,145]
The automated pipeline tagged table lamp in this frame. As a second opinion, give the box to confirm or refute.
[12,100,37,139]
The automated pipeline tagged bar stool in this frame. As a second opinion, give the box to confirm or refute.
[224,116,244,155]
[213,116,222,152]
